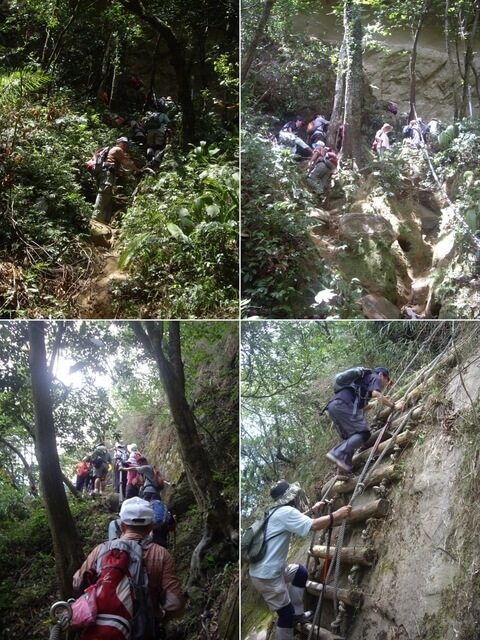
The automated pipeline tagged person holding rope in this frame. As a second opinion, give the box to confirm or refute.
[326,367,402,474]
[248,480,352,640]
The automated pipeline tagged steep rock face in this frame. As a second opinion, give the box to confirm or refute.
[242,340,479,640]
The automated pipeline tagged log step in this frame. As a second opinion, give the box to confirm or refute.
[306,579,363,606]
[330,463,401,495]
[309,544,377,566]
[352,429,415,467]
[296,622,345,639]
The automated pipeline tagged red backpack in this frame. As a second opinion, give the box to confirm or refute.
[72,539,155,640]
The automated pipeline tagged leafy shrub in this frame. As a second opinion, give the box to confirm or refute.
[116,142,239,318]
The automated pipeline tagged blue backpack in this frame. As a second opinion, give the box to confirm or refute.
[151,500,172,548]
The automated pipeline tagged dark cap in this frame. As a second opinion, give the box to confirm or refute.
[295,116,306,125]
[373,367,390,378]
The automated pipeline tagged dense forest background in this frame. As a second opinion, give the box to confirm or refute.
[241,0,480,320]
[0,0,239,319]
[0,320,239,640]
[241,320,480,639]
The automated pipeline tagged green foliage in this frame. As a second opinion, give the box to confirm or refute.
[116,143,238,318]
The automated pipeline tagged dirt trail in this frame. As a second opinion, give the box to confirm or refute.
[77,249,127,318]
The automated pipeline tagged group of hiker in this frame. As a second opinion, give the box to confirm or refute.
[276,107,440,196]
[373,116,440,158]
[90,95,174,224]
[277,113,340,195]
[244,366,401,640]
[63,438,182,639]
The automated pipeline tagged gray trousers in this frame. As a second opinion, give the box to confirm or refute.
[327,398,370,465]
[93,168,115,223]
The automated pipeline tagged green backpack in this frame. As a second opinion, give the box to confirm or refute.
[241,506,283,564]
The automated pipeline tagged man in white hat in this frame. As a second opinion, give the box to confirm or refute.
[249,480,352,640]
[73,497,185,628]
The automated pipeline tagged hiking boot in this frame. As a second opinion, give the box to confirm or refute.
[326,452,352,473]
[293,611,314,625]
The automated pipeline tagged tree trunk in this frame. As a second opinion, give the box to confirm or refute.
[0,437,38,495]
[117,0,196,147]
[241,0,276,84]
[342,0,363,167]
[28,322,85,599]
[459,5,480,118]
[326,39,346,150]
[408,0,429,121]
[130,321,235,587]
[445,0,460,119]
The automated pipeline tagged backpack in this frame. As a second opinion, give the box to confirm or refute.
[151,499,173,548]
[144,112,161,130]
[142,468,165,495]
[91,446,109,467]
[73,539,156,640]
[372,138,379,152]
[333,366,372,415]
[241,506,283,564]
[86,146,110,176]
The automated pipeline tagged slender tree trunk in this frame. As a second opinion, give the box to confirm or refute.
[0,436,38,495]
[459,5,480,118]
[109,33,126,111]
[28,322,84,599]
[408,0,429,122]
[241,0,276,84]
[326,38,346,149]
[130,321,236,587]
[342,0,363,167]
[445,0,459,119]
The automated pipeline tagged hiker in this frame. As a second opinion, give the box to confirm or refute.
[326,367,401,474]
[92,136,143,224]
[73,496,185,633]
[143,100,172,165]
[306,113,330,147]
[113,441,129,498]
[307,145,338,194]
[373,123,393,158]
[336,121,344,151]
[402,120,424,149]
[74,457,91,493]
[146,488,175,549]
[130,119,147,146]
[89,443,112,495]
[249,480,352,640]
[278,116,312,157]
[135,463,165,500]
[122,446,145,499]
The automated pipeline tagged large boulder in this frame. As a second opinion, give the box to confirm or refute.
[338,212,397,245]
[359,294,402,319]
[90,220,113,249]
